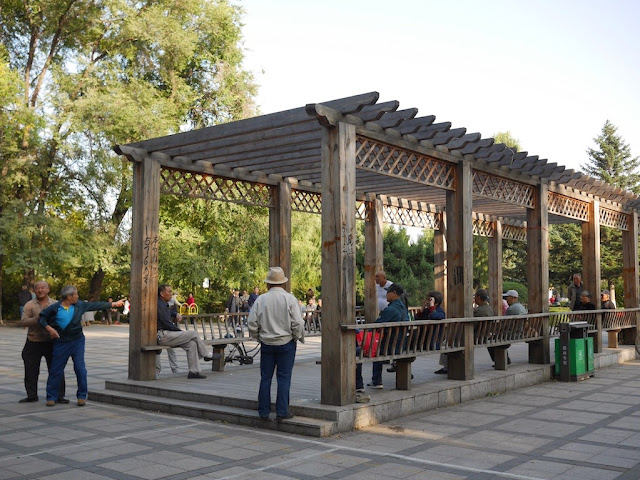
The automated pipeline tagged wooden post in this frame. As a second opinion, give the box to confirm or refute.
[445,160,473,380]
[622,211,639,343]
[488,220,503,316]
[364,197,383,323]
[269,181,292,291]
[527,182,550,364]
[434,213,448,310]
[320,122,357,406]
[129,157,161,381]
[582,200,601,307]
[582,200,602,350]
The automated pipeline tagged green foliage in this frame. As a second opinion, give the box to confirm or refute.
[548,223,582,294]
[493,131,522,152]
[375,227,435,306]
[473,236,489,288]
[584,120,640,194]
[502,239,527,286]
[503,280,528,305]
[0,0,257,317]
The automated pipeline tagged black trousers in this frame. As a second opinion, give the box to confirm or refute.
[22,339,65,400]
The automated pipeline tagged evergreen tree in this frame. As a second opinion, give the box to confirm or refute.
[584,120,640,193]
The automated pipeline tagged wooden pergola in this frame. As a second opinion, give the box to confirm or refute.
[115,92,640,406]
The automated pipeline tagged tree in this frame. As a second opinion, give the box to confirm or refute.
[493,131,522,153]
[584,120,640,193]
[0,0,257,315]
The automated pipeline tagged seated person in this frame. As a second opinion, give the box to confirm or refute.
[356,283,408,391]
[575,290,596,310]
[415,291,448,374]
[156,284,220,379]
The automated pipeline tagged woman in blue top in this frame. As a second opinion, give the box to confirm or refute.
[39,285,124,406]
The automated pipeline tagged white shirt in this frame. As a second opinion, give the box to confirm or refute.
[248,287,305,346]
[376,280,392,313]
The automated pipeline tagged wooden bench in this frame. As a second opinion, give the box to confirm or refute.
[142,312,255,372]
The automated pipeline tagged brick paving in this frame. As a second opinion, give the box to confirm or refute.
[1,324,639,479]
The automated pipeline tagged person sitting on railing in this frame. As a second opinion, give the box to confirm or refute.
[475,289,511,367]
[357,283,409,391]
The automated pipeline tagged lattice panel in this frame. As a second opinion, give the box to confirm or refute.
[503,224,527,242]
[356,136,455,189]
[291,190,321,214]
[600,207,629,231]
[472,219,494,237]
[547,192,588,221]
[356,202,367,221]
[472,171,534,208]
[383,206,440,229]
[160,169,273,207]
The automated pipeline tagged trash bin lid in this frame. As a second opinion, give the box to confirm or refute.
[568,321,589,328]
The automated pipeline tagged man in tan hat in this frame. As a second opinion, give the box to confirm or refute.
[248,267,305,420]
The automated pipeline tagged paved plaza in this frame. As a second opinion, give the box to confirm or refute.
[1,324,640,479]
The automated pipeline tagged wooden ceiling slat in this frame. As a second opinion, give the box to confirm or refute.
[446,132,482,150]
[461,138,494,154]
[431,127,467,146]
[319,91,380,114]
[129,107,310,152]
[393,115,436,134]
[350,101,400,122]
[160,122,320,158]
[474,144,506,159]
[186,131,321,162]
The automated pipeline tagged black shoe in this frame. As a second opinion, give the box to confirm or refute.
[18,397,38,403]
[187,372,207,379]
[507,358,512,365]
[387,366,397,372]
[56,397,70,404]
[203,353,223,362]
[276,413,294,421]
[434,368,448,374]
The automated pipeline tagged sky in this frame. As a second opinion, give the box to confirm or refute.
[238,0,640,174]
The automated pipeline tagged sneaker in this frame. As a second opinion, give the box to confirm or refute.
[367,383,383,389]
[434,368,448,374]
[188,372,207,379]
[18,397,38,403]
[276,413,295,421]
[77,399,86,406]
[56,397,70,404]
[387,366,397,373]
[356,387,365,393]
[46,401,55,407]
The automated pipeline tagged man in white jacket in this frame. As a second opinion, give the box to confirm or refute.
[248,267,305,421]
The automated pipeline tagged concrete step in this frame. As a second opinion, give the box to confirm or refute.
[89,387,336,437]
[103,379,343,422]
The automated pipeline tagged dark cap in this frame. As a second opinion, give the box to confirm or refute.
[601,289,610,296]
[385,283,404,295]
[474,289,489,301]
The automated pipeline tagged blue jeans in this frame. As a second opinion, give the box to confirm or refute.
[46,335,87,401]
[259,340,296,417]
[355,348,383,387]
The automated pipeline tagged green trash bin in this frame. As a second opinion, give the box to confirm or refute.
[555,321,594,381]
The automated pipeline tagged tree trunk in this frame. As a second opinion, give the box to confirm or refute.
[87,160,131,301]
[0,253,4,325]
[88,267,106,301]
